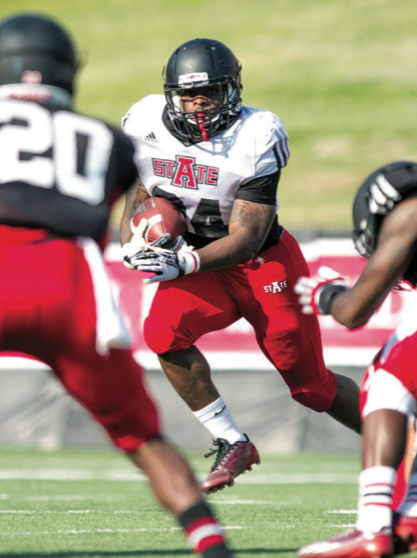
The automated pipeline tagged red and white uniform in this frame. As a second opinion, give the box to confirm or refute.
[359,314,417,509]
[0,93,160,451]
[123,94,338,412]
[360,317,417,419]
[123,95,289,245]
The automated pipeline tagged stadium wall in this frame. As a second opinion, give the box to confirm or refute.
[1,238,414,453]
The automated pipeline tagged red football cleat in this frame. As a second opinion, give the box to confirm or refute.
[200,435,260,494]
[393,512,417,554]
[298,528,394,558]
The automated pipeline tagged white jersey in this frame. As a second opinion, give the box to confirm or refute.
[122,94,289,242]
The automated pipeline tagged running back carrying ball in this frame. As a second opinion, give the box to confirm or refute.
[131,197,187,247]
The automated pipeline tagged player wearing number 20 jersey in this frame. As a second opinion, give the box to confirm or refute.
[0,77,161,453]
[121,38,361,494]
[0,98,135,247]
[0,13,157,450]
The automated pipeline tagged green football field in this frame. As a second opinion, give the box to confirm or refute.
[0,448,394,557]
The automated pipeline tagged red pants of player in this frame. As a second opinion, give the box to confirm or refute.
[359,322,417,510]
[144,228,337,412]
[359,322,417,417]
[0,226,159,452]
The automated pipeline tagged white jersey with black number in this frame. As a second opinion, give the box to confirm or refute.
[122,94,289,241]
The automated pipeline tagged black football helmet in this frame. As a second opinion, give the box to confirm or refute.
[352,160,417,284]
[163,38,242,143]
[0,13,79,94]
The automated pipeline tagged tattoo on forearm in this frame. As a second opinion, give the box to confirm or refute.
[125,179,148,218]
[230,200,272,228]
[120,179,149,243]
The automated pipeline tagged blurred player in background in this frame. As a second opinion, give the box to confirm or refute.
[0,13,234,558]
[295,161,417,558]
[120,38,361,494]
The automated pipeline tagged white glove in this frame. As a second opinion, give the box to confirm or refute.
[369,173,401,215]
[122,218,184,269]
[129,249,200,284]
[294,268,348,315]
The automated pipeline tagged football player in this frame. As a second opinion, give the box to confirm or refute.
[0,13,233,558]
[121,38,361,494]
[295,161,417,558]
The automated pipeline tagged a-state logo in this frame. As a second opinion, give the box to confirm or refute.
[152,156,219,189]
[264,280,288,294]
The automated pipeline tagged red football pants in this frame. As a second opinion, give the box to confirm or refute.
[359,325,417,510]
[0,226,160,452]
[145,229,337,412]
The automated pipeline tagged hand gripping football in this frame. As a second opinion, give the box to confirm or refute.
[131,197,187,247]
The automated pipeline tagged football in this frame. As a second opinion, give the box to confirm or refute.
[131,197,187,247]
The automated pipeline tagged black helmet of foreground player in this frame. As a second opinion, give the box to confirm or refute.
[352,160,417,285]
[163,38,242,143]
[0,13,78,94]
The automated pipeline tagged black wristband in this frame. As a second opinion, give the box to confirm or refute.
[317,284,348,314]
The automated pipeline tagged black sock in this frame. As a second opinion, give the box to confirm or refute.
[179,501,233,557]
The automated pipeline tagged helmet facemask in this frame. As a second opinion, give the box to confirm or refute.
[165,72,241,142]
[352,213,380,259]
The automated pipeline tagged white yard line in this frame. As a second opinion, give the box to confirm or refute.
[0,526,247,537]
[0,510,91,513]
[25,495,89,501]
[0,470,358,483]
[209,504,300,506]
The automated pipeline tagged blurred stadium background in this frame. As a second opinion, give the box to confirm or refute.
[0,0,416,454]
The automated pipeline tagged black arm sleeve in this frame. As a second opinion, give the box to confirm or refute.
[235,170,281,205]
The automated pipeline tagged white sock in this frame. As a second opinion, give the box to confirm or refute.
[193,396,246,444]
[356,466,396,534]
[398,472,417,517]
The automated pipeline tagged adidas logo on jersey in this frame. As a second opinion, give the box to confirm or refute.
[145,132,157,141]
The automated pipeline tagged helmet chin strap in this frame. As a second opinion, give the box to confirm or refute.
[196,113,209,141]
